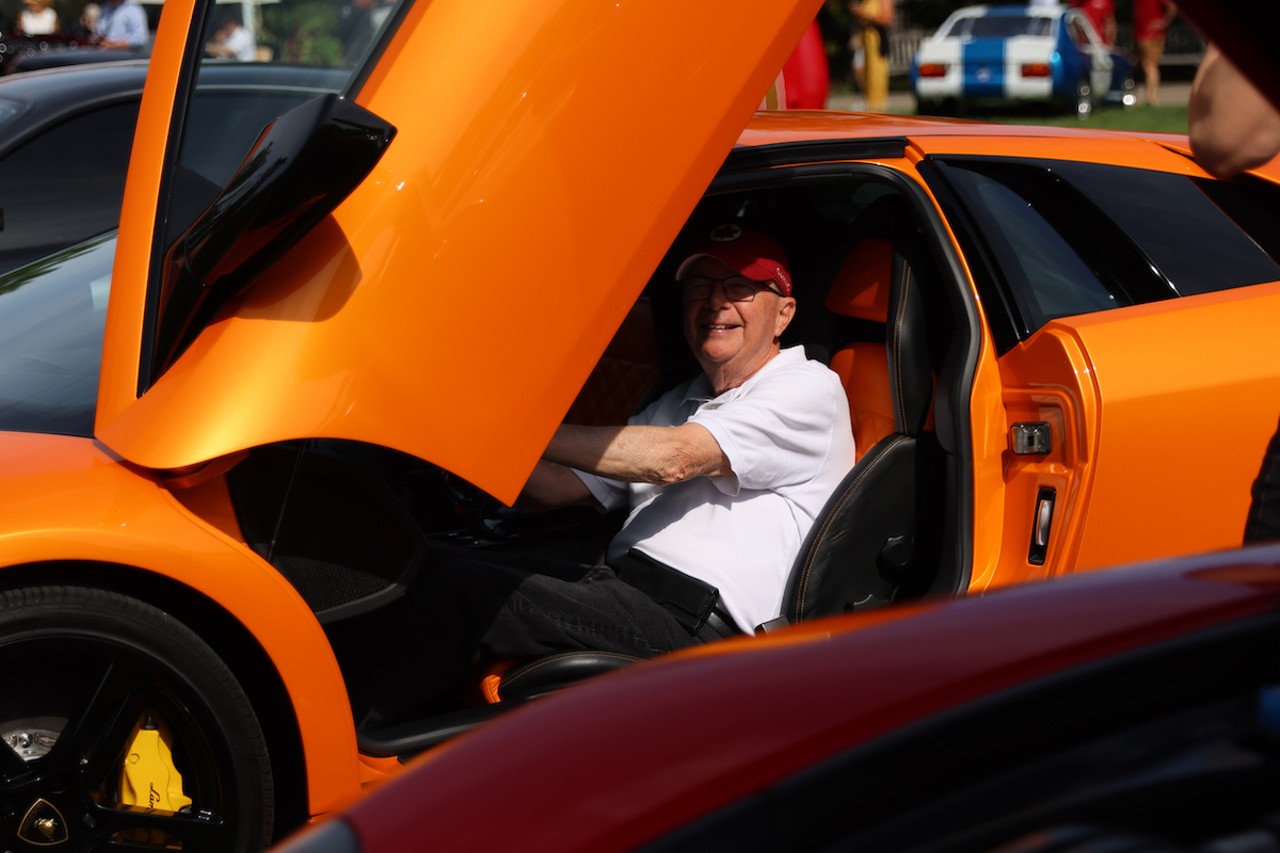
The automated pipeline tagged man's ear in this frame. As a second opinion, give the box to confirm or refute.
[774,297,797,338]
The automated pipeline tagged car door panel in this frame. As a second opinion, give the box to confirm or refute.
[98,0,823,506]
[1002,283,1280,577]
[987,325,1100,590]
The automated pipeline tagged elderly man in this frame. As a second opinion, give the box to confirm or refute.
[370,224,855,722]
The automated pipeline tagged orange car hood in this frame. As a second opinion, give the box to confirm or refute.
[95,0,821,504]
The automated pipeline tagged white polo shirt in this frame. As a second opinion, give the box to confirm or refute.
[577,346,856,632]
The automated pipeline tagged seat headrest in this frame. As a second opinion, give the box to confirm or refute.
[824,238,892,324]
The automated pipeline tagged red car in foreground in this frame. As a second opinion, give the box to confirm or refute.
[275,543,1280,851]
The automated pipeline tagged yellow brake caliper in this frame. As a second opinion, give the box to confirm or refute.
[119,717,194,813]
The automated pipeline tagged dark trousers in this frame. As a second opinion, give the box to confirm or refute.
[345,543,702,726]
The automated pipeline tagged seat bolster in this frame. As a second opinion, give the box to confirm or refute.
[888,258,934,436]
[830,345,893,460]
[826,238,892,323]
[786,434,918,621]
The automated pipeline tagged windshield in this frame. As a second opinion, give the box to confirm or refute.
[0,233,115,437]
[141,0,408,389]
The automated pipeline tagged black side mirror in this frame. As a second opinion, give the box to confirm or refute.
[150,93,396,381]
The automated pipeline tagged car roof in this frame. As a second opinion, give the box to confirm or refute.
[736,109,1197,161]
[0,60,347,152]
[0,60,150,110]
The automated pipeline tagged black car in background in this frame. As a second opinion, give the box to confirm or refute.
[0,61,143,272]
[0,60,344,273]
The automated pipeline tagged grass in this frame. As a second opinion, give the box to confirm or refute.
[830,75,1194,134]
[991,104,1189,132]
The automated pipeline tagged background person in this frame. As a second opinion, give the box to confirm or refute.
[16,0,60,36]
[205,11,256,60]
[1071,0,1116,45]
[92,0,147,50]
[71,1,99,39]
[1133,0,1177,105]
[849,0,894,112]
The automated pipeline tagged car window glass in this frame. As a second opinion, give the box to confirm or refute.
[178,85,345,188]
[1056,161,1280,297]
[1196,178,1280,272]
[0,101,137,274]
[0,97,28,128]
[928,158,1155,345]
[948,14,1051,39]
[161,0,409,243]
[141,0,408,388]
[0,233,115,437]
[970,173,1118,321]
[929,156,1280,350]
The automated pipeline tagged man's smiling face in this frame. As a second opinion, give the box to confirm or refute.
[681,256,795,394]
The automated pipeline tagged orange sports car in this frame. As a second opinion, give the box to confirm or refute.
[2,0,1279,849]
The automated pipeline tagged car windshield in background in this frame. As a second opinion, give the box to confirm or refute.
[0,233,115,436]
[943,14,1052,39]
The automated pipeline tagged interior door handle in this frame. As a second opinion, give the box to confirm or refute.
[1028,486,1055,565]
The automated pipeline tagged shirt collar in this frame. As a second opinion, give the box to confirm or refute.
[682,345,806,405]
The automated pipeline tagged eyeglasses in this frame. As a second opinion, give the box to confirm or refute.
[681,275,784,303]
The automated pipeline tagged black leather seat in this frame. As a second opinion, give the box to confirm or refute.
[771,222,943,621]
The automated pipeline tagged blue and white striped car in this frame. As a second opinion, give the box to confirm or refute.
[910,4,1135,117]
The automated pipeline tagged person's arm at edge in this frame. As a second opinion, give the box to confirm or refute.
[1188,43,1280,178]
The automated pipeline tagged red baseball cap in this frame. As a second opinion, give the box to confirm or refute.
[675,224,793,296]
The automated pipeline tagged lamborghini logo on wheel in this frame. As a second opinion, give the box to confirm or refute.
[18,798,69,846]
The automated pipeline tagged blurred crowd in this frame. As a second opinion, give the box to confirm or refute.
[783,0,1192,110]
[4,0,150,51]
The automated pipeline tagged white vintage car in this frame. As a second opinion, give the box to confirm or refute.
[911,3,1136,116]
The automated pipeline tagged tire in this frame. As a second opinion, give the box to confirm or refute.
[914,97,940,116]
[0,586,274,852]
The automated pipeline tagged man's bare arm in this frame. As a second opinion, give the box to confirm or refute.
[545,423,730,485]
[518,459,596,510]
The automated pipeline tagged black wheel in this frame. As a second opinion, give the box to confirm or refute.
[0,586,274,852]
[914,97,953,117]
